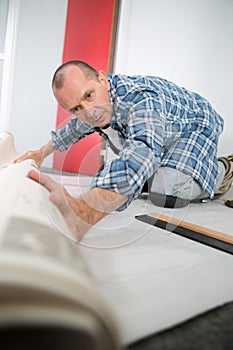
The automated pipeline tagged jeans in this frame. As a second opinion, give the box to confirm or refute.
[149,161,225,208]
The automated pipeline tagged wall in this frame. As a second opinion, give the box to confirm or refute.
[53,0,117,175]
[114,0,233,155]
[6,0,233,166]
[9,0,68,167]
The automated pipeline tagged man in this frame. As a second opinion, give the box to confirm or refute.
[14,60,233,241]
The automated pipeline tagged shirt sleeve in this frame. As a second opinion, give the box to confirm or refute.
[91,94,165,211]
[51,117,95,152]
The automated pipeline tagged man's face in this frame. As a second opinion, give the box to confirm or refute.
[54,66,112,128]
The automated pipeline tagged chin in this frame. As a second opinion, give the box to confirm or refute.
[97,117,111,129]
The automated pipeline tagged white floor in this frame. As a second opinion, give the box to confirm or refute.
[44,170,233,345]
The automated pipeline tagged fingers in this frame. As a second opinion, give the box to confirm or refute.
[28,169,70,211]
[28,169,58,193]
[13,153,30,164]
[28,169,40,183]
[28,170,88,241]
[13,150,42,167]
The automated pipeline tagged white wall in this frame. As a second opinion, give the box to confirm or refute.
[6,0,233,165]
[114,0,233,155]
[9,0,68,166]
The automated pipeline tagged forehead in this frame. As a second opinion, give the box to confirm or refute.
[63,65,89,86]
[53,66,97,109]
[54,66,92,97]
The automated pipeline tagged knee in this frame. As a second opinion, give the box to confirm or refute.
[149,192,190,208]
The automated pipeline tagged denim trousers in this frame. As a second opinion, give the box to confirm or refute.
[149,161,225,208]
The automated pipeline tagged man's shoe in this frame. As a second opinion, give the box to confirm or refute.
[215,154,233,195]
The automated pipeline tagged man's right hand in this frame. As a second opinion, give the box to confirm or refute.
[13,140,54,168]
[13,149,44,167]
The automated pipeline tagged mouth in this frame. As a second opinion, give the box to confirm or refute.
[92,112,106,126]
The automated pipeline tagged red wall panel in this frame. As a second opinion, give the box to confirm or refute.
[53,0,117,175]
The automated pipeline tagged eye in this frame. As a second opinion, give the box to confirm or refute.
[86,91,94,100]
[72,106,80,113]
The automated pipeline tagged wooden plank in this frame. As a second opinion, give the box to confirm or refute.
[135,213,233,255]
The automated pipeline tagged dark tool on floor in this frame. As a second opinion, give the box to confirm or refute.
[136,213,233,255]
[225,200,233,208]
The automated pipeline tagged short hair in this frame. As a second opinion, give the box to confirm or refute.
[52,60,99,89]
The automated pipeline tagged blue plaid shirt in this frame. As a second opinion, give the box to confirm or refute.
[51,74,224,211]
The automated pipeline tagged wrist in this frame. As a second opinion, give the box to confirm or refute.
[40,141,54,160]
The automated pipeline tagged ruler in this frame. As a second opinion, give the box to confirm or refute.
[136,213,233,255]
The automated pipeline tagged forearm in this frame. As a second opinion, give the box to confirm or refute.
[39,140,54,160]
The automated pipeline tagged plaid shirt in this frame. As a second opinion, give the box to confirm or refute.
[51,74,224,211]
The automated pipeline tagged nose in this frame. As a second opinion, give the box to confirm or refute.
[81,102,94,118]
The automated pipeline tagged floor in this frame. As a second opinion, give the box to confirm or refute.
[42,168,233,346]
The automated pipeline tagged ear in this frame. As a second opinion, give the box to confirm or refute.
[98,70,110,91]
